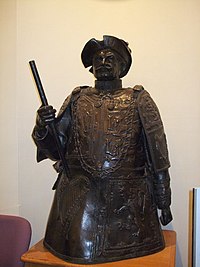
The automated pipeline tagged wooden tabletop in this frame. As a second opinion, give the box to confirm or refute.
[22,230,176,267]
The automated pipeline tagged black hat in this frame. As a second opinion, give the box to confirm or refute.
[81,35,132,78]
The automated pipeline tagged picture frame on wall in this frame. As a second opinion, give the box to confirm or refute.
[193,187,200,267]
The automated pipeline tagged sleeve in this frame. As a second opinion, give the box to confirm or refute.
[137,89,171,210]
[137,89,170,173]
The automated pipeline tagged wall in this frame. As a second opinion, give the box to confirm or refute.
[1,1,200,266]
[0,0,19,214]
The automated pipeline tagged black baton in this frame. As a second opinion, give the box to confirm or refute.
[29,60,70,188]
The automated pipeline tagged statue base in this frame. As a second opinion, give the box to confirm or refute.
[21,230,176,267]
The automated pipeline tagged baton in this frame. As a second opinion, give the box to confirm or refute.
[29,60,70,188]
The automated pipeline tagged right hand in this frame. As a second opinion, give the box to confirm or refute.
[36,105,56,128]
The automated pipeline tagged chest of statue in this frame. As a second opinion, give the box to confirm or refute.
[68,87,145,175]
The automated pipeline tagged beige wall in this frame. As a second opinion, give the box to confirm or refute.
[0,0,19,214]
[1,0,200,266]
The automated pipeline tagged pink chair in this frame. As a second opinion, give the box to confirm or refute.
[0,214,31,267]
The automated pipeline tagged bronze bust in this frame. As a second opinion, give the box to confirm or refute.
[32,35,172,264]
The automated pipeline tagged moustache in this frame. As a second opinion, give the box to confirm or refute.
[95,64,112,71]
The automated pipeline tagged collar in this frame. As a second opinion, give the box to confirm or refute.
[95,79,122,92]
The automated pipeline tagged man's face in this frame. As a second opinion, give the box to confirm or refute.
[92,49,120,81]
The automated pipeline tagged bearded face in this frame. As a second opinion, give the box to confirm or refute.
[92,49,121,81]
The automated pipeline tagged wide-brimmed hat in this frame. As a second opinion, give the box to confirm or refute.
[81,35,132,78]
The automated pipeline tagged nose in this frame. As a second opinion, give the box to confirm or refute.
[102,57,106,65]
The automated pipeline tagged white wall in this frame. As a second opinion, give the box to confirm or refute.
[0,0,19,214]
[1,0,200,266]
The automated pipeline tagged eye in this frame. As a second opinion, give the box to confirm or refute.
[94,55,103,63]
[106,55,115,62]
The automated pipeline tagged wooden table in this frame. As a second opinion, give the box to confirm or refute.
[22,230,176,267]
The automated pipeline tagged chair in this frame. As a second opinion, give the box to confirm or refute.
[0,214,31,267]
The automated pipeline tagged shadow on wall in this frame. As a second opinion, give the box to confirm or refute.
[167,190,193,267]
[165,223,184,267]
[176,245,184,267]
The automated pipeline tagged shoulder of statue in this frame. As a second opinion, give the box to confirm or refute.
[72,85,90,95]
[133,85,145,92]
[131,85,146,100]
[136,87,162,126]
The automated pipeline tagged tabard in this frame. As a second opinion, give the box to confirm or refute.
[33,86,170,264]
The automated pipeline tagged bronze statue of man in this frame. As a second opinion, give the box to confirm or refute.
[32,35,172,264]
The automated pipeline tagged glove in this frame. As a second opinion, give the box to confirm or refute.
[153,170,173,226]
[160,207,173,226]
[36,105,56,128]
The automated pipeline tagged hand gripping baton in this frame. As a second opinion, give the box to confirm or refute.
[29,60,70,189]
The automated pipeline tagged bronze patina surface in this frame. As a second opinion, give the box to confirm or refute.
[32,36,172,264]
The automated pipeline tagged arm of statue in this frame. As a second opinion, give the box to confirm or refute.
[136,87,173,226]
[154,170,173,225]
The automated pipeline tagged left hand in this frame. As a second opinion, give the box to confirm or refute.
[160,207,173,226]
